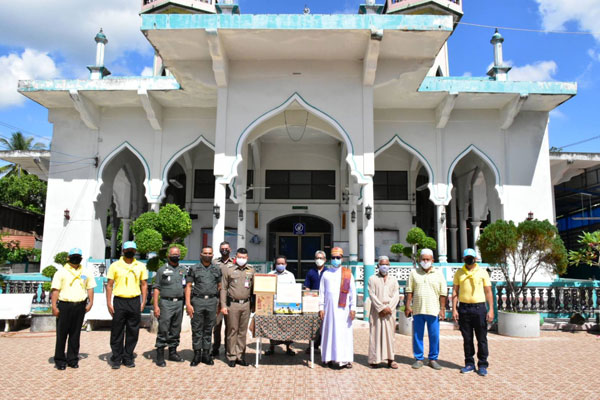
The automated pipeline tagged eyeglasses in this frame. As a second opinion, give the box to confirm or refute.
[331,256,342,260]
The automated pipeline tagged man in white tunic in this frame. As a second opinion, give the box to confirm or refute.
[319,247,356,369]
[368,256,400,369]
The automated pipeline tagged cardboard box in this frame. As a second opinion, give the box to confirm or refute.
[302,290,319,314]
[254,274,277,294]
[255,293,274,316]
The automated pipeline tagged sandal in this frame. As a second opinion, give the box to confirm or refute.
[387,361,399,369]
[344,362,353,369]
[369,363,379,369]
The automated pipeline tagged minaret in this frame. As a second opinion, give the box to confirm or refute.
[87,29,111,80]
[487,29,511,81]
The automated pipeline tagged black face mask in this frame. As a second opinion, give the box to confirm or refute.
[220,249,230,258]
[464,256,476,266]
[69,255,82,265]
[168,256,180,264]
[201,255,213,264]
[123,251,136,259]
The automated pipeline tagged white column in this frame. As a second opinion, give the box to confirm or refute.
[436,204,448,263]
[471,220,482,259]
[458,208,467,253]
[122,218,131,243]
[362,181,375,274]
[448,227,458,262]
[212,182,226,252]
[237,203,246,249]
[149,202,160,213]
[110,203,118,259]
[349,193,358,262]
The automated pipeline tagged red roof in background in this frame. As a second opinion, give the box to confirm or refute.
[1,235,36,249]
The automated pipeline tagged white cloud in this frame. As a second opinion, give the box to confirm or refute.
[0,1,152,76]
[141,66,154,77]
[550,109,566,119]
[535,0,600,42]
[462,71,473,77]
[0,49,59,108]
[588,49,600,62]
[506,60,558,81]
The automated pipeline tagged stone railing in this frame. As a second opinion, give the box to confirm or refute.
[497,284,600,314]
[0,276,50,304]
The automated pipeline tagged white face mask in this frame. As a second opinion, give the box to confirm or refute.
[236,258,247,267]
[315,259,325,267]
[420,260,432,269]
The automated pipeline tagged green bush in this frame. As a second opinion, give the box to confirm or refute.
[131,212,159,236]
[41,265,57,279]
[391,227,437,266]
[146,256,161,272]
[156,204,192,241]
[136,229,163,254]
[54,251,68,266]
[42,282,52,292]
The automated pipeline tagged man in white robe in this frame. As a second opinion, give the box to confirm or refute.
[319,247,356,369]
[368,256,400,368]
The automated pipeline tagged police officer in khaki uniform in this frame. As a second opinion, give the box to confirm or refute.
[212,241,234,357]
[153,246,186,367]
[220,247,255,367]
[185,246,222,366]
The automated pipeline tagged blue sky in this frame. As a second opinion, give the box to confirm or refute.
[0,0,599,154]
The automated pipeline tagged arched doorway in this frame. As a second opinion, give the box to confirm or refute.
[267,215,333,280]
[416,166,435,239]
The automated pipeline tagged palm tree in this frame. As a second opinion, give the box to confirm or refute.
[0,132,47,177]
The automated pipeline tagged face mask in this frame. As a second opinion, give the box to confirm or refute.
[379,264,389,275]
[236,258,247,267]
[69,255,82,265]
[420,261,432,269]
[331,258,342,268]
[123,251,135,259]
[275,264,286,273]
[464,257,475,266]
[315,259,325,267]
[220,249,230,258]
[169,256,180,264]
[201,255,212,264]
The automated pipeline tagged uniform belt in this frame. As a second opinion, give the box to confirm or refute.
[227,296,250,304]
[161,296,183,301]
[194,294,217,299]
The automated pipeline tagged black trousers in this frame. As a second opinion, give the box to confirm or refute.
[54,301,86,367]
[110,296,141,363]
[458,302,489,368]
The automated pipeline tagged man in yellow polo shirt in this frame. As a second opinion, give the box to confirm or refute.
[106,241,148,369]
[51,248,96,370]
[452,248,494,377]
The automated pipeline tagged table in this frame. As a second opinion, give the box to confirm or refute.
[253,314,321,368]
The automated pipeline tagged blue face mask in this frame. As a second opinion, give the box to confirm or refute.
[275,264,286,273]
[379,264,390,275]
[331,258,342,268]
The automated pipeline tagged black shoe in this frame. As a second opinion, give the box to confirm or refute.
[228,360,236,368]
[190,350,202,367]
[202,352,215,366]
[56,364,66,370]
[211,348,219,357]
[168,347,184,363]
[236,358,249,367]
[123,360,135,368]
[156,347,166,367]
[67,363,79,369]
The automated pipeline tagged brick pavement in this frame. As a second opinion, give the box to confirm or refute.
[0,322,598,400]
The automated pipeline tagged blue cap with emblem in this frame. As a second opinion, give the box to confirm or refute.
[463,248,477,258]
[68,248,83,256]
[123,241,137,250]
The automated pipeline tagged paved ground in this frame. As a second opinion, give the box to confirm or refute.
[1,322,599,400]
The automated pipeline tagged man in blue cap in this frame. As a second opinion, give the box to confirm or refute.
[50,248,96,369]
[106,241,148,369]
[452,248,494,377]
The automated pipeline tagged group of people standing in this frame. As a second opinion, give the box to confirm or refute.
[50,241,493,376]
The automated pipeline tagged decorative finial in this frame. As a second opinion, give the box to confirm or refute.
[95,28,108,45]
[491,28,504,44]
[304,5,310,14]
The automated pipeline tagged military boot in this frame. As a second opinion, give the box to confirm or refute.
[156,347,166,367]
[168,347,184,362]
[190,350,202,367]
[202,351,215,366]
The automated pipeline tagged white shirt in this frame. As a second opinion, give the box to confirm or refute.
[268,269,296,285]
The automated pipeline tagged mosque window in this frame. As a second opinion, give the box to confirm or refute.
[265,170,335,200]
[374,171,408,200]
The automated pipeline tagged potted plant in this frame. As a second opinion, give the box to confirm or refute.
[391,227,438,334]
[477,219,567,337]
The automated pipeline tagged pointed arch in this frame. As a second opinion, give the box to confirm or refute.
[224,92,367,188]
[447,144,505,204]
[158,135,215,202]
[375,134,446,204]
[94,141,152,203]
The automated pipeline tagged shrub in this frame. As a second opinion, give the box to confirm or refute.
[131,212,159,236]
[391,227,437,266]
[156,204,192,241]
[54,251,68,266]
[136,229,164,255]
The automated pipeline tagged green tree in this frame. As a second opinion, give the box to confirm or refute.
[0,174,47,213]
[477,219,567,312]
[132,204,192,272]
[0,132,47,177]
[567,231,600,267]
[390,227,437,266]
